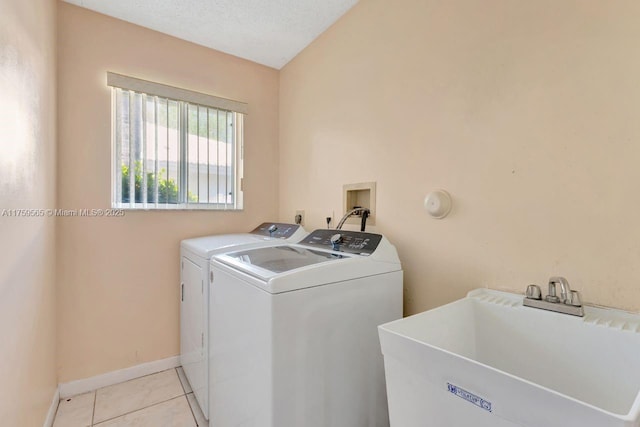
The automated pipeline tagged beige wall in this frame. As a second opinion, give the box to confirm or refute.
[0,0,58,425]
[279,0,640,314]
[13,0,640,419]
[57,2,280,382]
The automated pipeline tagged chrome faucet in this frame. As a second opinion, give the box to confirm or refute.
[524,276,584,317]
[547,276,571,303]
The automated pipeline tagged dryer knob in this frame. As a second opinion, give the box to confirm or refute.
[330,233,343,244]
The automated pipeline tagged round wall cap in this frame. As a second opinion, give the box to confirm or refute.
[424,190,452,219]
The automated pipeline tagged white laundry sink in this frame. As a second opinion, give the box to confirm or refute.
[378,289,640,427]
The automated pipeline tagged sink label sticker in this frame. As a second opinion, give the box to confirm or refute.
[447,383,492,413]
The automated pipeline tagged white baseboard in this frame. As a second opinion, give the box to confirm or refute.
[59,355,180,398]
[43,387,60,427]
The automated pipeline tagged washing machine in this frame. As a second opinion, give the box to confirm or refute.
[209,229,403,427]
[180,222,307,420]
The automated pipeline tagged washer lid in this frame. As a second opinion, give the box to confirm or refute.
[212,243,401,293]
[181,223,306,257]
[181,233,269,258]
[219,245,347,277]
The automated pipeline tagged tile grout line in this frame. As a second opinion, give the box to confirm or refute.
[176,367,200,426]
[84,366,180,399]
[92,394,186,426]
[91,390,97,427]
[90,368,181,425]
[176,367,187,395]
[184,393,200,426]
[58,369,183,426]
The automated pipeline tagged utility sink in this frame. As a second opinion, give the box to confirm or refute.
[379,289,640,427]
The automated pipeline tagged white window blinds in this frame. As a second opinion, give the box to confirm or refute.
[108,73,245,210]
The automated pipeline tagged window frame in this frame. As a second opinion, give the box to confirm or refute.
[108,73,245,211]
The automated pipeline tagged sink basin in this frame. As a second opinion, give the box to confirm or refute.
[378,289,640,427]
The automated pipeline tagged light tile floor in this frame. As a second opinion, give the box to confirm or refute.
[53,367,206,427]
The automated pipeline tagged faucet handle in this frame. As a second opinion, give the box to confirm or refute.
[567,290,582,307]
[525,284,542,300]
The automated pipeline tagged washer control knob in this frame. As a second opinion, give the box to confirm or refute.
[330,233,343,245]
[268,224,278,236]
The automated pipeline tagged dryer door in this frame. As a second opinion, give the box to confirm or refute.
[180,256,208,418]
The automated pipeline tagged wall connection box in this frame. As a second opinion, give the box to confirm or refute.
[343,182,376,226]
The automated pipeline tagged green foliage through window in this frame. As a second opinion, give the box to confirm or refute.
[121,162,196,204]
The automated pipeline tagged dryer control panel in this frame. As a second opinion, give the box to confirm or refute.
[299,229,383,255]
[250,222,301,239]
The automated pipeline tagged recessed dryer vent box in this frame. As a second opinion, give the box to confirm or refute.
[343,182,376,226]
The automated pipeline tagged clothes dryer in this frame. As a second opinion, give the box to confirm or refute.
[180,222,307,419]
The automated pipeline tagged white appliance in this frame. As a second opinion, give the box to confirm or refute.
[180,222,307,420]
[209,229,403,427]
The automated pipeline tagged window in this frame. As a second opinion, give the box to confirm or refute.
[108,72,245,210]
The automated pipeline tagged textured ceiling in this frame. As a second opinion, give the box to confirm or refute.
[63,0,359,69]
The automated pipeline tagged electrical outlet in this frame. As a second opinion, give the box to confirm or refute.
[295,210,304,225]
[325,214,333,229]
